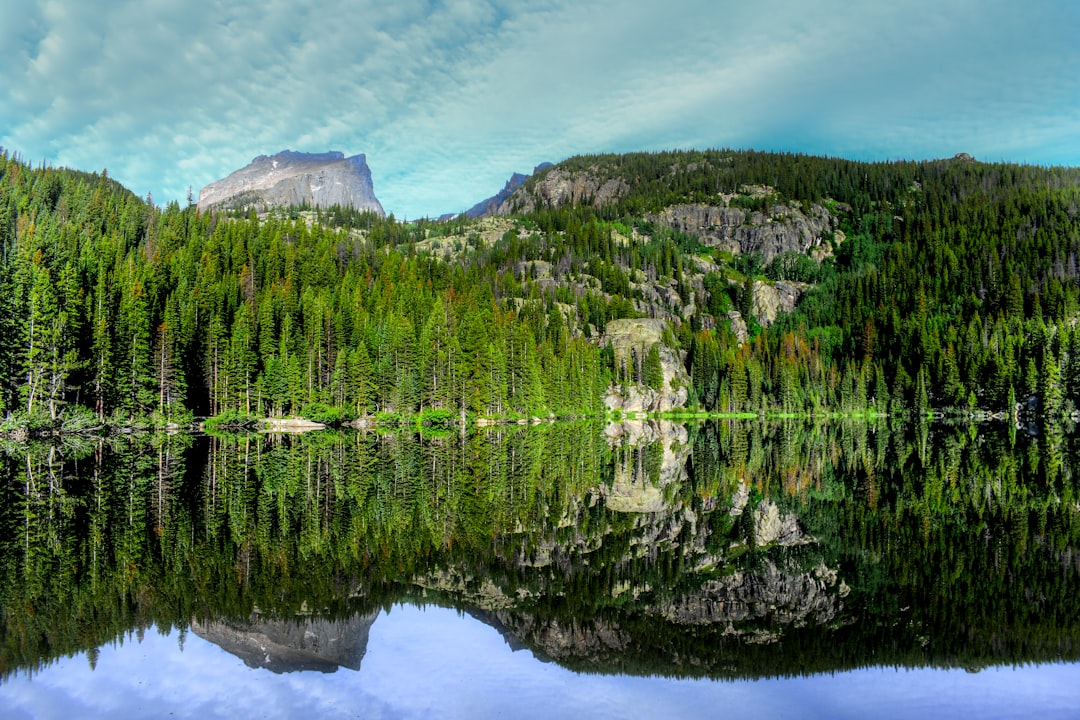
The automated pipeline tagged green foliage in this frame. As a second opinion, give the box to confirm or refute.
[644,343,664,391]
[418,407,458,426]
[203,409,257,430]
[300,402,353,425]
[0,152,608,425]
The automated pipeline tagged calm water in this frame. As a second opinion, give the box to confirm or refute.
[2,421,1079,718]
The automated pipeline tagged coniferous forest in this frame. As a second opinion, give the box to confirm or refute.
[3,147,1080,431]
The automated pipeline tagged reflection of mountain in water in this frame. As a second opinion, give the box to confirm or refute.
[191,611,378,674]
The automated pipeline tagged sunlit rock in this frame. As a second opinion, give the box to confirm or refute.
[602,319,690,412]
[197,150,385,215]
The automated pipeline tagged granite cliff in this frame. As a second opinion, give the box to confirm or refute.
[197,150,385,215]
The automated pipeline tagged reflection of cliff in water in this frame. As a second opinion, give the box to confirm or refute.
[414,421,849,673]
[190,611,378,674]
[2,420,1080,680]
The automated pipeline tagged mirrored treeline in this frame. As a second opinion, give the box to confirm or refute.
[2,421,1079,680]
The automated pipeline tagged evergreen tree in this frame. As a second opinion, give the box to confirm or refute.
[644,343,664,391]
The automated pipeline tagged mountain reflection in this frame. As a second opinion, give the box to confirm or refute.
[2,420,1079,680]
[190,611,379,674]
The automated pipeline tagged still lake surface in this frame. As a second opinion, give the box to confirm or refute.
[2,420,1079,718]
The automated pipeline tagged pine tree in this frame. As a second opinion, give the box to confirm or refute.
[644,343,664,391]
[915,367,930,417]
[1040,346,1063,420]
[117,266,155,420]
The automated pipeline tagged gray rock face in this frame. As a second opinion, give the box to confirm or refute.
[190,610,378,674]
[649,202,837,263]
[197,150,385,216]
[496,166,629,215]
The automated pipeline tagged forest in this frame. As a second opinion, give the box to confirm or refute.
[3,146,1080,431]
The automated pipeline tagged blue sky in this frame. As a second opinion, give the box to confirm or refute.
[2,0,1078,218]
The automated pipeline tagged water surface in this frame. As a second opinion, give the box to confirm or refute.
[2,421,1079,717]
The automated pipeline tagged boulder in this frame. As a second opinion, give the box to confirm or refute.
[752,280,809,327]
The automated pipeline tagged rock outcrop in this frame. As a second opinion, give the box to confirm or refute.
[601,318,690,413]
[751,279,809,327]
[649,201,838,263]
[496,166,629,215]
[197,150,385,216]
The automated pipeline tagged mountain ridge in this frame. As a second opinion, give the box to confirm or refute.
[462,162,554,219]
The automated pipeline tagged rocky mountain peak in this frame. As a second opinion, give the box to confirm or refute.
[197,150,385,216]
[461,162,553,219]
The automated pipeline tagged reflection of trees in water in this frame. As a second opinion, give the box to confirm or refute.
[1,420,1079,679]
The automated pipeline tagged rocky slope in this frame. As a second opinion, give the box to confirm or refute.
[197,150,385,215]
[495,162,839,262]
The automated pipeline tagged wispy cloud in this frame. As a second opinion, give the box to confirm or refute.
[2,0,1077,217]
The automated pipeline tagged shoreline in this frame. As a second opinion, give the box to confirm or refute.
[0,404,1046,442]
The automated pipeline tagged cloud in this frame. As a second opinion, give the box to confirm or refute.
[2,0,1078,217]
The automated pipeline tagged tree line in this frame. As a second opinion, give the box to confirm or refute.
[4,146,1080,427]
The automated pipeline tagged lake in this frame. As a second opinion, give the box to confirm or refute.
[2,420,1079,718]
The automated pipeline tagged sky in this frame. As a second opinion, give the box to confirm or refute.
[2,0,1078,219]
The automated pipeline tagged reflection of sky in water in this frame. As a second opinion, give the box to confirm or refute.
[3,604,1079,720]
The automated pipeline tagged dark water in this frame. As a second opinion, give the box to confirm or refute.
[2,421,1080,718]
